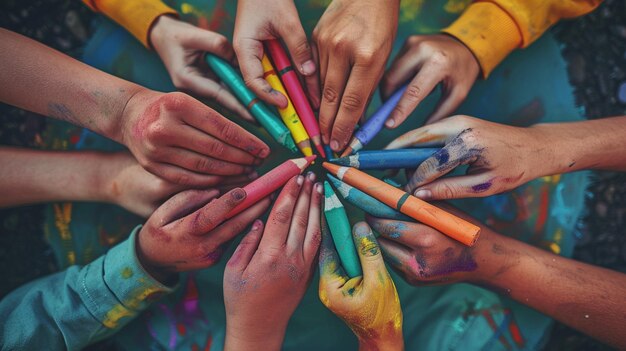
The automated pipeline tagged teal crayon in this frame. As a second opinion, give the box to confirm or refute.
[327,175,411,221]
[204,54,298,153]
[323,181,361,277]
[331,148,439,170]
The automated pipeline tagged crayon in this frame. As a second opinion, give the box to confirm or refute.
[327,175,411,221]
[332,148,439,170]
[265,40,326,158]
[261,55,313,156]
[341,85,408,157]
[322,162,480,246]
[204,54,298,153]
[324,181,362,277]
[323,144,334,160]
[227,155,316,218]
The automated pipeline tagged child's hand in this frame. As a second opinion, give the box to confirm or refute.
[313,0,399,152]
[319,221,403,350]
[386,115,544,200]
[234,0,319,108]
[149,16,254,123]
[381,34,480,127]
[223,173,322,351]
[120,90,270,187]
[137,187,271,283]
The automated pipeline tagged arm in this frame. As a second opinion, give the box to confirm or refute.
[367,207,626,349]
[0,228,175,350]
[0,29,269,187]
[385,115,626,200]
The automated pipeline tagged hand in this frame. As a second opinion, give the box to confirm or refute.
[313,0,399,152]
[381,34,479,127]
[233,0,319,108]
[120,90,270,186]
[150,16,254,123]
[319,221,403,350]
[224,173,322,351]
[137,187,271,283]
[386,115,544,200]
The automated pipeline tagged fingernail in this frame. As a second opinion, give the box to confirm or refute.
[315,182,324,194]
[232,188,246,201]
[385,118,395,128]
[248,171,259,180]
[251,219,262,231]
[330,140,339,151]
[307,171,316,181]
[301,60,316,75]
[354,222,371,238]
[296,175,304,185]
[414,189,432,200]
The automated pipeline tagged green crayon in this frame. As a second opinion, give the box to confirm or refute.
[324,181,362,278]
[204,54,297,153]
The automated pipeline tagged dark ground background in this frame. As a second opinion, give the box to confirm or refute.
[0,0,625,350]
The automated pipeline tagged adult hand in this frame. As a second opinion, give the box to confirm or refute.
[137,187,271,283]
[120,90,270,187]
[319,221,403,350]
[224,173,322,351]
[381,34,480,127]
[233,0,319,108]
[313,0,399,152]
[150,15,254,123]
[386,115,544,200]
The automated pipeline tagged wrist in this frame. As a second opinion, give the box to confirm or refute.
[225,321,286,351]
[149,14,177,51]
[118,88,159,147]
[526,123,577,177]
[135,227,178,285]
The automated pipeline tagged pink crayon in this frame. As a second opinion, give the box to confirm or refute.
[265,39,326,158]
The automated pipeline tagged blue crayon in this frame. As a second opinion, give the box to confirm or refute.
[331,148,439,170]
[342,85,408,156]
[323,144,334,160]
[327,174,411,221]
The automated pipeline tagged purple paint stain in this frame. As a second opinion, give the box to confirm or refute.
[472,181,493,193]
[435,149,450,166]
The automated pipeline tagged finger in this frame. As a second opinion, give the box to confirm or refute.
[185,31,235,61]
[147,162,224,187]
[319,58,350,144]
[234,38,287,107]
[206,197,271,245]
[305,41,321,109]
[351,222,385,283]
[384,120,456,150]
[167,187,247,235]
[159,148,253,176]
[227,219,265,272]
[424,86,469,125]
[303,182,324,261]
[182,103,270,158]
[286,172,316,253]
[318,215,348,290]
[151,189,220,225]
[366,215,423,248]
[258,176,303,252]
[330,64,379,151]
[384,63,444,129]
[413,173,496,201]
[174,125,260,165]
[279,21,316,77]
[181,74,256,123]
[378,237,421,280]
[380,42,425,98]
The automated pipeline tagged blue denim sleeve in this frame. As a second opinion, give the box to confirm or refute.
[0,225,178,350]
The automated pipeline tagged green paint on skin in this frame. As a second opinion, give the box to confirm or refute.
[121,267,133,279]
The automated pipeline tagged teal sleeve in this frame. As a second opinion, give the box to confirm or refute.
[0,225,178,350]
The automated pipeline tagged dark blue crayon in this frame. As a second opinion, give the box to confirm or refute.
[331,148,439,170]
[341,85,408,156]
[323,144,334,160]
[326,174,411,221]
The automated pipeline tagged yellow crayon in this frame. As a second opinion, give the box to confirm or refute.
[261,55,313,156]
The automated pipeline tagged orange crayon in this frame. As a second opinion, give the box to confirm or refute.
[227,156,316,218]
[322,162,480,246]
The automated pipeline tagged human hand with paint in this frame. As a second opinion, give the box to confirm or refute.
[150,15,254,123]
[233,0,320,109]
[313,0,399,153]
[319,221,403,350]
[386,115,542,200]
[223,174,322,351]
[137,187,271,284]
[120,90,270,187]
[381,34,479,126]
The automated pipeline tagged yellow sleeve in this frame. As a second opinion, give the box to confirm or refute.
[442,0,602,77]
[82,0,178,48]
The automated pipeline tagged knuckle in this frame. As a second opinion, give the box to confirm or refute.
[292,39,311,58]
[194,157,214,172]
[206,140,226,156]
[356,50,376,65]
[437,183,458,199]
[406,84,423,100]
[341,93,364,112]
[160,92,188,110]
[293,214,309,229]
[429,51,450,67]
[174,173,193,186]
[322,86,339,104]
[272,209,292,224]
[145,121,168,142]
[219,122,242,144]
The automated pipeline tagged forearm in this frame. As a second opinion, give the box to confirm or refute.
[474,230,626,349]
[531,116,626,175]
[0,148,118,207]
[358,336,404,351]
[224,322,286,351]
[0,28,145,141]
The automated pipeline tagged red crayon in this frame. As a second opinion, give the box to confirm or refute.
[227,155,316,218]
[265,39,326,158]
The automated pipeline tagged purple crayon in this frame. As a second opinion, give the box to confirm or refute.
[341,85,408,157]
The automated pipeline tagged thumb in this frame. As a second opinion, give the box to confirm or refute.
[352,222,386,282]
[413,173,495,201]
[187,31,235,61]
[279,22,316,76]
[226,219,264,273]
